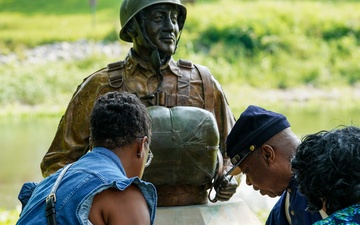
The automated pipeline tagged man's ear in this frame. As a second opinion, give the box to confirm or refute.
[261,144,275,166]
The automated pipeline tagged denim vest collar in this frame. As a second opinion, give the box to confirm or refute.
[91,147,126,175]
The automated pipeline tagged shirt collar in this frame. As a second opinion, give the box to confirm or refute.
[126,49,181,77]
[91,147,126,176]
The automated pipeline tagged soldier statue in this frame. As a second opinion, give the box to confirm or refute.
[41,0,238,206]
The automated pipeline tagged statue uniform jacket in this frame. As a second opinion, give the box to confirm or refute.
[40,49,235,195]
[266,178,323,225]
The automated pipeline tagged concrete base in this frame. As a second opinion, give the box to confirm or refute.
[155,192,262,225]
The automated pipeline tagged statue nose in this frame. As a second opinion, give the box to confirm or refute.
[163,16,176,31]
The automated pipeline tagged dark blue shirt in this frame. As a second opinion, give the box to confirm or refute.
[266,178,323,225]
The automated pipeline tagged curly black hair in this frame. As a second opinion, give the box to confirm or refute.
[291,125,360,215]
[90,91,151,149]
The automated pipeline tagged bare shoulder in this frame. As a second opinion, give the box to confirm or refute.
[89,184,150,225]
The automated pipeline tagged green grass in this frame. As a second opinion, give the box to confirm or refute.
[1,0,360,117]
[179,0,360,87]
[0,207,20,225]
[0,0,120,54]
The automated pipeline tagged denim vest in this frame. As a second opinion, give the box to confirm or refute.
[17,147,157,225]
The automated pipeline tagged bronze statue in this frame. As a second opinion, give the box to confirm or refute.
[41,0,238,206]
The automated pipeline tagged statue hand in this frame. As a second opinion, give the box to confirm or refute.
[213,175,238,201]
[213,155,242,201]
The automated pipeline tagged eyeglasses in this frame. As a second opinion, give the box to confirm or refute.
[145,148,153,168]
[137,137,154,167]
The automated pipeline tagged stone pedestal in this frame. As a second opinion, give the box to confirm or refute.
[154,192,262,225]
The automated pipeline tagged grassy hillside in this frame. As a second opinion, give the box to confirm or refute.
[180,0,360,87]
[0,0,360,117]
[0,0,120,52]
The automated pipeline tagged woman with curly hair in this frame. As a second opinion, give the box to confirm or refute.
[291,125,360,224]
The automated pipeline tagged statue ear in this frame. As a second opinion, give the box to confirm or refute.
[125,19,138,39]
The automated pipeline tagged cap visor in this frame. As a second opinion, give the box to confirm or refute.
[229,166,241,175]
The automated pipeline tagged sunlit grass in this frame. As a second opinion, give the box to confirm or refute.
[0,0,120,54]
[0,207,20,225]
[1,0,360,88]
[0,0,359,121]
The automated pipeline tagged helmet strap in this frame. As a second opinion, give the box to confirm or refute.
[174,29,182,55]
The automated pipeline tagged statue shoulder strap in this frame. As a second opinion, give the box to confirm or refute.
[194,64,215,113]
[178,59,215,111]
[167,59,191,106]
[107,61,125,88]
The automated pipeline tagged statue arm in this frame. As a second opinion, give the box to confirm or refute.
[211,76,235,155]
[40,70,110,177]
[211,77,241,201]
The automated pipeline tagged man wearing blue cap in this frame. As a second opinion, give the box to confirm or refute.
[225,105,324,225]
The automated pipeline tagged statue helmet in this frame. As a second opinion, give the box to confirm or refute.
[119,0,187,42]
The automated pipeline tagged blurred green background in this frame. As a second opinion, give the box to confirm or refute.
[1,0,360,224]
[1,0,360,117]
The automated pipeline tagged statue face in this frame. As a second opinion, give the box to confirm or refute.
[142,4,180,56]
